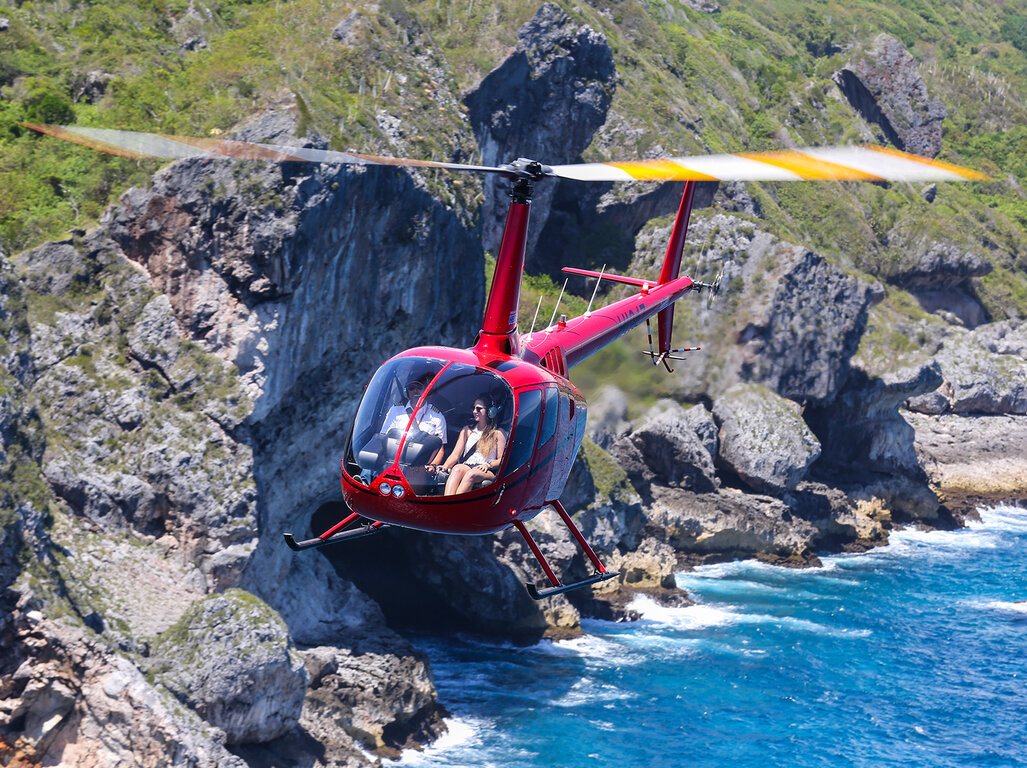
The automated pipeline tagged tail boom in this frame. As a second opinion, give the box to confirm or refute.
[523,274,694,369]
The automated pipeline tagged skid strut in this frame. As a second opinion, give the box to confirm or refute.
[284,513,388,551]
[514,500,619,600]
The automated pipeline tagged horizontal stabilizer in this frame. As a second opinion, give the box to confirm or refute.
[562,267,649,288]
[641,347,700,361]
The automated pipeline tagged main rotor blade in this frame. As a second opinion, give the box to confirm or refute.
[549,145,989,182]
[20,123,508,173]
[23,123,988,182]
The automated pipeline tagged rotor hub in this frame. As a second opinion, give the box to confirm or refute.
[500,158,552,181]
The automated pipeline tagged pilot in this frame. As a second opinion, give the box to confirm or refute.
[434,395,507,495]
[380,373,447,465]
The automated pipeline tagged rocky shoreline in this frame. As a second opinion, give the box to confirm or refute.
[2,4,1025,767]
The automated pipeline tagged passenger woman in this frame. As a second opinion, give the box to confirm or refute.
[433,395,507,496]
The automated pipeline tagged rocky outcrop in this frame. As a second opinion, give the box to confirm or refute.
[298,636,444,759]
[900,319,1027,503]
[148,590,307,745]
[466,3,616,268]
[635,214,880,406]
[713,384,821,496]
[1,607,246,767]
[878,226,993,327]
[16,234,258,589]
[908,412,1027,506]
[608,401,719,496]
[883,240,993,290]
[833,33,947,157]
[806,361,944,520]
[906,323,1027,415]
[2,109,461,765]
[645,486,820,562]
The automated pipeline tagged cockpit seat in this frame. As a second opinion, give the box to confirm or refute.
[358,433,387,469]
[399,429,442,466]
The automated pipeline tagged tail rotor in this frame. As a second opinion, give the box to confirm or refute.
[693,271,722,308]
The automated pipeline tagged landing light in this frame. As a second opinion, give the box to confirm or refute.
[392,485,406,499]
[378,482,392,496]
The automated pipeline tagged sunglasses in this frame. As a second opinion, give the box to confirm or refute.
[473,406,486,412]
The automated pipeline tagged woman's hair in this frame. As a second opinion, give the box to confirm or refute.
[474,394,500,459]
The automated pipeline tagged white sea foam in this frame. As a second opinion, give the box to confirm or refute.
[395,717,482,766]
[892,526,1001,550]
[984,600,1027,614]
[551,676,635,708]
[972,504,1027,534]
[549,632,626,658]
[627,594,739,629]
[396,716,541,767]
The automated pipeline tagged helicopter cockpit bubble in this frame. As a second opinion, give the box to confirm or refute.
[346,357,514,495]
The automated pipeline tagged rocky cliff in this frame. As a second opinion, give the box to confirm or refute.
[2,2,1025,766]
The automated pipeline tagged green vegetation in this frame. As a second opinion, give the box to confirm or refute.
[1,0,1024,406]
[2,0,1023,254]
[580,437,635,505]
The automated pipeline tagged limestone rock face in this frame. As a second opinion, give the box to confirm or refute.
[0,611,245,767]
[585,384,630,449]
[466,2,616,267]
[0,250,34,490]
[975,320,1027,357]
[833,33,947,157]
[810,362,941,477]
[608,537,678,589]
[15,233,258,590]
[908,324,1027,415]
[149,590,307,745]
[883,240,993,290]
[299,636,446,757]
[713,384,821,496]
[908,412,1027,501]
[104,111,482,423]
[270,554,389,647]
[646,486,820,560]
[806,360,944,520]
[609,401,719,494]
[640,215,879,405]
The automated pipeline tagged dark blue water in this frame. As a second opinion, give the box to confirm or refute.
[398,506,1027,768]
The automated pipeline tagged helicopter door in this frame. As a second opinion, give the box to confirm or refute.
[503,388,542,473]
[547,390,585,499]
[500,387,546,509]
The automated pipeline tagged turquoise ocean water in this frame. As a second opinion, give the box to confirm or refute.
[399,505,1027,768]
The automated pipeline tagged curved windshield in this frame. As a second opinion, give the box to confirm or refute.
[346,357,514,496]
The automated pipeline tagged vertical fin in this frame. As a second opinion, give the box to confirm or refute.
[657,181,698,355]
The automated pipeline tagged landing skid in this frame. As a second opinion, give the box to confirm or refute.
[526,571,619,600]
[515,499,619,600]
[284,512,387,551]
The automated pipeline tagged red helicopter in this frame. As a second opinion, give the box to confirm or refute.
[23,123,988,598]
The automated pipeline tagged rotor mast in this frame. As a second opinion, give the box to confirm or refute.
[474,159,550,359]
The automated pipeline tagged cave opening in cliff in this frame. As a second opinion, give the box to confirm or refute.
[311,501,467,634]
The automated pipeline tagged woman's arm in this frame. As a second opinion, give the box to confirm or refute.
[486,431,507,474]
[438,428,468,470]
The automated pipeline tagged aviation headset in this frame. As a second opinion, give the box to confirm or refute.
[478,394,501,421]
[403,374,433,403]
